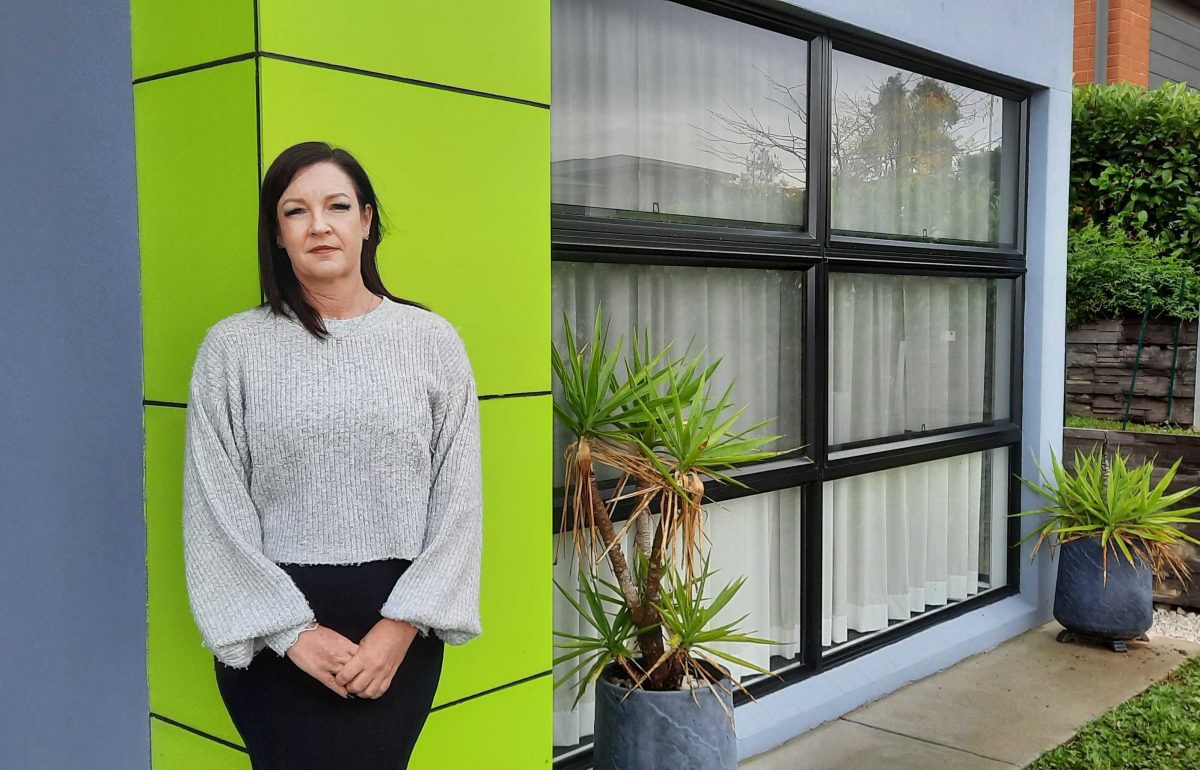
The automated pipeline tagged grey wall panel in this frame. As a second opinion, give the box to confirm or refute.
[0,1,148,768]
[1152,0,1200,87]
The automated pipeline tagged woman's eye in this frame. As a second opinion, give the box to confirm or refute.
[331,203,352,211]
[284,208,303,217]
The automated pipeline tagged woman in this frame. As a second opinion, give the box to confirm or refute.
[182,141,483,769]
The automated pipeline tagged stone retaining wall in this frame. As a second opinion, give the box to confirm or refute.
[1067,318,1197,425]
[1063,427,1200,608]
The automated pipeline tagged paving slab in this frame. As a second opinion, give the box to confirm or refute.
[742,622,1198,769]
[744,719,1014,770]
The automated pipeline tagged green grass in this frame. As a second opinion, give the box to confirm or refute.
[1066,415,1200,437]
[1029,655,1200,770]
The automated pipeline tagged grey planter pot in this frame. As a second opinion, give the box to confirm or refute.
[1053,536,1153,650]
[593,663,736,770]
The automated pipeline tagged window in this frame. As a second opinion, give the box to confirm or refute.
[551,0,1027,762]
[828,272,1014,449]
[552,0,809,230]
[823,448,1009,649]
[830,50,1021,247]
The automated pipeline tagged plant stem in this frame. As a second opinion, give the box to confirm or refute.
[639,515,680,690]
[585,467,643,618]
[634,482,654,561]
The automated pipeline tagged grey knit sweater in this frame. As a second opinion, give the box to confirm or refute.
[182,297,482,669]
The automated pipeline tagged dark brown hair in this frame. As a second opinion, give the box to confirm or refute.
[258,141,424,338]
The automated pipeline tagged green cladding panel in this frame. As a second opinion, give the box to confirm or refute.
[151,719,250,770]
[130,0,255,81]
[146,406,241,745]
[436,396,552,706]
[258,0,550,105]
[140,7,553,767]
[135,61,261,405]
[414,677,553,768]
[150,678,551,769]
[259,57,550,397]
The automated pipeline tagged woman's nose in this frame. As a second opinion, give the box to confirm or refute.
[309,213,332,234]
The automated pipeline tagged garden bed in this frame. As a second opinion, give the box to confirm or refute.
[1067,318,1197,426]
[1063,427,1200,609]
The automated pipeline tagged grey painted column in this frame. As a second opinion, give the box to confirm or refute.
[0,1,148,768]
[1097,0,1109,84]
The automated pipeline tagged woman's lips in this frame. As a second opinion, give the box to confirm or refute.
[311,246,338,253]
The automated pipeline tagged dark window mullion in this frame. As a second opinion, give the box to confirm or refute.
[550,458,819,534]
[808,33,832,247]
[550,218,821,260]
[830,419,1016,455]
[1007,441,1024,591]
[827,235,1026,264]
[550,243,822,271]
[825,425,1021,480]
[827,257,1024,280]
[1010,274,1026,430]
[1016,99,1031,256]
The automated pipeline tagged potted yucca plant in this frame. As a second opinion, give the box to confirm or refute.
[552,309,785,770]
[1016,446,1200,651]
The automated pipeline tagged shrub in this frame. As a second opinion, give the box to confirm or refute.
[1066,224,1200,328]
[1072,82,1200,258]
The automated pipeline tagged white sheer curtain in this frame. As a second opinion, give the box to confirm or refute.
[552,489,804,748]
[552,261,803,485]
[552,0,808,227]
[822,450,1008,647]
[824,273,1011,646]
[829,273,1012,446]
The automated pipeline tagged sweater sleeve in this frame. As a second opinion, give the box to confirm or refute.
[380,320,483,645]
[183,324,315,668]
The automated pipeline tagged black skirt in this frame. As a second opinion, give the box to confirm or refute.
[214,559,444,770]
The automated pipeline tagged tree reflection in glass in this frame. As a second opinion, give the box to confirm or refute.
[830,52,1019,247]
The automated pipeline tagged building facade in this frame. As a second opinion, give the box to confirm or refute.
[3,1,1071,767]
[1074,0,1200,87]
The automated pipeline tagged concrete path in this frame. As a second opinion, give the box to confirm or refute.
[742,622,1199,769]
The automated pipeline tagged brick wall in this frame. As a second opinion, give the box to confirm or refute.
[1109,0,1152,85]
[1075,0,1098,83]
[1074,0,1151,86]
[1066,318,1197,425]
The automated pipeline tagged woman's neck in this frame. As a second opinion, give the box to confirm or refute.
[301,282,381,319]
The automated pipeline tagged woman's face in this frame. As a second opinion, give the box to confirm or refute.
[275,161,373,287]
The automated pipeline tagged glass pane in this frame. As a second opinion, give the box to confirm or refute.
[828,273,1013,448]
[822,448,1009,651]
[552,261,805,485]
[830,50,1019,246]
[552,0,808,229]
[553,487,804,753]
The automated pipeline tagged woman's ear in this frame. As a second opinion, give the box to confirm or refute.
[361,203,374,240]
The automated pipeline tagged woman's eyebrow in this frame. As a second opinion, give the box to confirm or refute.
[280,192,351,206]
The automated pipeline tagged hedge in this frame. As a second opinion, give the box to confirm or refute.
[1072,82,1200,258]
[1067,224,1200,328]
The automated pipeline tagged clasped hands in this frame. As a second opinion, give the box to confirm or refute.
[285,617,418,699]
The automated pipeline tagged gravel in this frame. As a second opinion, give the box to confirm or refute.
[1150,606,1200,644]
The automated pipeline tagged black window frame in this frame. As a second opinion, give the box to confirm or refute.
[550,2,1032,765]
